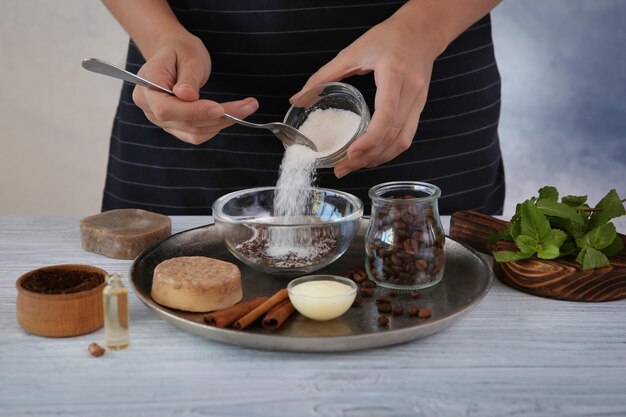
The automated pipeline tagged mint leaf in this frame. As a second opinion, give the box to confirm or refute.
[601,235,624,257]
[537,199,584,225]
[497,186,622,270]
[538,186,559,201]
[560,239,577,257]
[576,223,617,250]
[562,195,588,207]
[549,216,588,239]
[537,244,560,259]
[576,246,610,270]
[515,235,538,254]
[544,229,568,247]
[493,250,534,263]
[520,200,552,242]
[588,189,626,229]
[510,218,522,240]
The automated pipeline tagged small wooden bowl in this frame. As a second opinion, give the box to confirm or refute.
[16,264,107,337]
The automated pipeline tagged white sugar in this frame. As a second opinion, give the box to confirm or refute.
[273,145,318,218]
[298,108,361,156]
[266,108,361,260]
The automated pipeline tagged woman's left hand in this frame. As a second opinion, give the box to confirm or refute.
[291,6,445,178]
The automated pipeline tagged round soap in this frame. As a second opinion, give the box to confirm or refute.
[151,256,242,312]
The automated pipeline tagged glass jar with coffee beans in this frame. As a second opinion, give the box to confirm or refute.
[365,182,445,290]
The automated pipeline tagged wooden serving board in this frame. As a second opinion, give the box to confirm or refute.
[449,210,626,302]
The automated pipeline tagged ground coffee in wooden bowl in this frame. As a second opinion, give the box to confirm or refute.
[16,264,108,337]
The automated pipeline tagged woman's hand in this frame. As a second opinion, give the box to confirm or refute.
[292,9,443,177]
[132,33,259,145]
[292,0,499,178]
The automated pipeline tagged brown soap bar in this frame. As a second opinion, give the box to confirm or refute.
[80,209,171,259]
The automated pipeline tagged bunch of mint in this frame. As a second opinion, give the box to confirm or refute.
[491,187,626,270]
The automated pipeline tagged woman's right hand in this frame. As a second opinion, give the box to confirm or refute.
[132,33,259,145]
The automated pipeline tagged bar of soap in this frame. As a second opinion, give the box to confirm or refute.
[80,209,171,260]
[151,256,242,312]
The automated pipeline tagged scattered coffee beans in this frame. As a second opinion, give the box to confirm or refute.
[88,343,106,357]
[418,308,432,318]
[392,305,404,316]
[352,271,367,284]
[362,280,376,289]
[377,303,392,314]
[359,287,375,297]
[376,295,392,304]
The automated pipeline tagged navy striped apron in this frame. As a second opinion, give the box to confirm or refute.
[103,0,504,215]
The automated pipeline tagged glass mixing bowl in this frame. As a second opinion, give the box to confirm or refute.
[212,187,363,276]
[284,82,370,168]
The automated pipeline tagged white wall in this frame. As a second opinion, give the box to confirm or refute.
[0,1,127,216]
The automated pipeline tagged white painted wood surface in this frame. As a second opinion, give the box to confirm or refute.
[1,216,625,417]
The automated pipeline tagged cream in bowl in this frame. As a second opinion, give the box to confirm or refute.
[287,275,357,321]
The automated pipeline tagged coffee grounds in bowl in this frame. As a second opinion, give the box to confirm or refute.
[21,269,104,294]
[236,236,337,268]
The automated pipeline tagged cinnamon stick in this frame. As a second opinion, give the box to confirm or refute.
[262,299,296,330]
[233,288,289,330]
[203,297,269,328]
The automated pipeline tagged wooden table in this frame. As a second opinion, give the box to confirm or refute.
[1,216,625,417]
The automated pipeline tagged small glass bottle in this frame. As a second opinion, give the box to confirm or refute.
[103,273,129,350]
[365,181,446,290]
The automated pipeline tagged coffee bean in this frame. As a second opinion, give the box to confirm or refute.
[410,290,421,298]
[398,272,410,281]
[401,212,414,225]
[377,303,392,313]
[366,191,445,288]
[360,287,375,297]
[352,271,367,284]
[376,295,392,304]
[362,280,376,289]
[387,290,397,297]
[403,239,418,254]
[418,308,432,319]
[392,305,404,316]
[407,306,418,317]
[415,259,427,271]
[378,316,389,326]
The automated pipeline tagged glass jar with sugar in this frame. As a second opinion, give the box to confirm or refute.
[283,82,370,168]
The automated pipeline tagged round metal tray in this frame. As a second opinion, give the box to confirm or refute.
[130,219,493,352]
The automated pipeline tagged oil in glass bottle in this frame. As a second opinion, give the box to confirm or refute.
[103,273,129,350]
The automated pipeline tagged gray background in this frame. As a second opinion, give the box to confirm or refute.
[493,1,625,214]
[0,1,624,216]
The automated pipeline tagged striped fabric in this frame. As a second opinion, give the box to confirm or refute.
[103,0,504,215]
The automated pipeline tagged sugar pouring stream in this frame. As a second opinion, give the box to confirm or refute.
[81,58,317,151]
